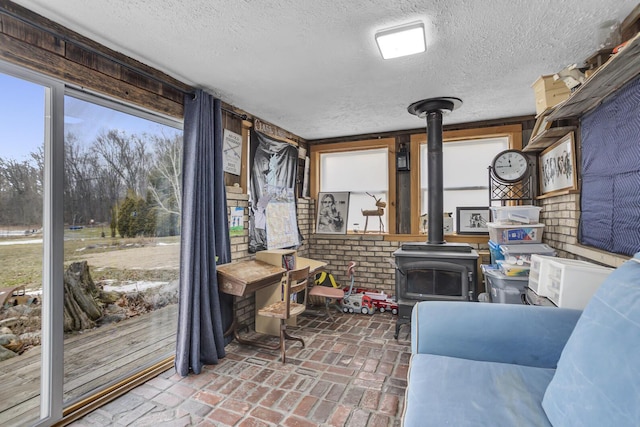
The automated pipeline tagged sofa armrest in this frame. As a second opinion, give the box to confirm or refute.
[411,301,582,368]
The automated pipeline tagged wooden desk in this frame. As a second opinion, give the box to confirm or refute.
[297,257,327,276]
[217,260,286,347]
[217,259,285,297]
[217,257,328,341]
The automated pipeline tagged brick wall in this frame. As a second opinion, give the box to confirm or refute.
[308,234,399,294]
[296,198,313,258]
[307,235,492,296]
[540,193,580,259]
[225,188,253,327]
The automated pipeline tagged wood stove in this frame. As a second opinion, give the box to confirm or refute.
[393,242,478,337]
[393,97,478,339]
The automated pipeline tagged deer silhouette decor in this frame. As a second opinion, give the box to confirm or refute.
[361,192,386,233]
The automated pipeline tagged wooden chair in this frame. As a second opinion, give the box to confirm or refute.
[257,266,310,363]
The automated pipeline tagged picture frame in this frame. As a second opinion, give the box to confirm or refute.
[456,207,490,235]
[529,109,553,142]
[539,131,578,195]
[316,192,350,234]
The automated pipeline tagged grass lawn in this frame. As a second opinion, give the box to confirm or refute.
[0,226,180,290]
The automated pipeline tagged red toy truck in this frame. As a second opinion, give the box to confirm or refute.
[341,286,398,315]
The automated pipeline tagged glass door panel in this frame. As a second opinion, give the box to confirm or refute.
[0,73,45,426]
[62,94,182,404]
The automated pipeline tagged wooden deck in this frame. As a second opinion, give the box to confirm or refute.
[0,304,177,427]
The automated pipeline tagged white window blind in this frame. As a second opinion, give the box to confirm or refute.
[320,148,388,231]
[420,137,508,231]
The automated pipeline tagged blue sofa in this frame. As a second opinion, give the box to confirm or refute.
[403,252,640,426]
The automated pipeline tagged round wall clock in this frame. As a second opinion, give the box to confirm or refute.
[491,149,530,183]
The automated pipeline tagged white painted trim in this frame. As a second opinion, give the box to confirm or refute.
[0,60,65,426]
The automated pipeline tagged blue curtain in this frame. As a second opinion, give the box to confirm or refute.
[175,89,232,376]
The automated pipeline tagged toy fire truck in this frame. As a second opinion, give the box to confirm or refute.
[340,262,375,315]
[341,284,398,314]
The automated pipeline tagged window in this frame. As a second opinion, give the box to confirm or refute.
[410,125,522,234]
[311,138,396,233]
[421,137,508,226]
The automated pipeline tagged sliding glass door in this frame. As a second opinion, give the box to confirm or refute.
[62,92,182,405]
[0,66,60,427]
[0,62,183,426]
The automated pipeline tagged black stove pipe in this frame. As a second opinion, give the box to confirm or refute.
[426,109,445,244]
[408,97,462,245]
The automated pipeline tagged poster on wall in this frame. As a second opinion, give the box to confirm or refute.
[266,188,300,249]
[315,192,350,234]
[248,131,299,252]
[223,129,242,175]
[229,206,244,237]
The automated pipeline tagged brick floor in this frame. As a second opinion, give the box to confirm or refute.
[69,310,411,426]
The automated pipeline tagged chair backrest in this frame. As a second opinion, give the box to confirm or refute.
[283,266,310,318]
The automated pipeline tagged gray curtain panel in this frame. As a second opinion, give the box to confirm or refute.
[175,89,232,376]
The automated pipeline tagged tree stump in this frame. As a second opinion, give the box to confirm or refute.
[63,261,103,332]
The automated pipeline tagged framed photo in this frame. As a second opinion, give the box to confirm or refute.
[316,192,350,234]
[456,207,490,235]
[539,131,578,195]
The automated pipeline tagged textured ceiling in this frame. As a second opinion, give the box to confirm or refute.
[11,0,638,140]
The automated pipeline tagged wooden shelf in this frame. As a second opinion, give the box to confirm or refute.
[523,126,576,152]
[547,32,640,121]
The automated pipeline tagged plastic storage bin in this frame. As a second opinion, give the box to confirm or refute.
[481,265,528,304]
[500,243,556,264]
[490,206,542,224]
[487,222,544,244]
[545,259,613,309]
[488,240,505,264]
[528,254,558,296]
[497,260,531,277]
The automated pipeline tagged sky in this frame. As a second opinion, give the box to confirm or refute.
[0,73,182,163]
[0,73,45,161]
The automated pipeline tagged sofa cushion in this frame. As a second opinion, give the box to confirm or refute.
[542,253,640,426]
[404,353,554,426]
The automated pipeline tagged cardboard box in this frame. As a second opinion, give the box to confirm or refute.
[531,75,571,115]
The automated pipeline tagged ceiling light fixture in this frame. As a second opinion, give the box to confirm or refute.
[375,22,426,59]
